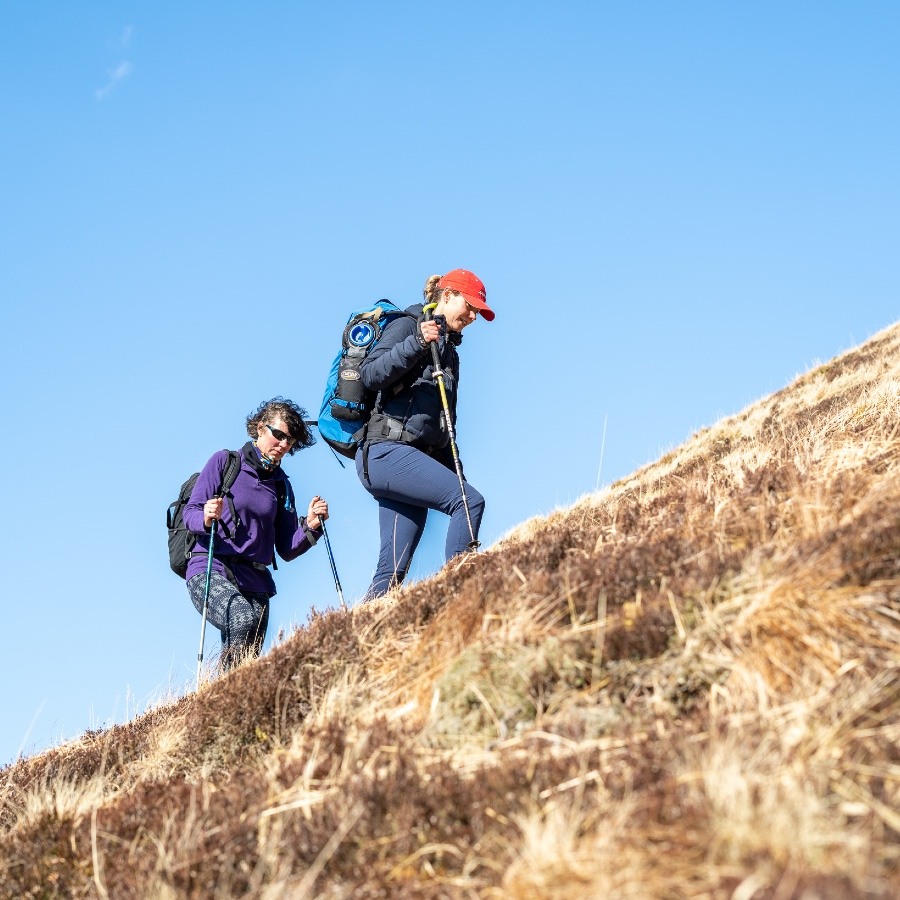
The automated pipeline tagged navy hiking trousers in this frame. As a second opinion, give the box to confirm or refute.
[356,441,485,600]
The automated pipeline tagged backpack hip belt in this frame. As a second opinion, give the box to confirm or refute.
[367,414,418,444]
[189,551,271,574]
[361,415,436,483]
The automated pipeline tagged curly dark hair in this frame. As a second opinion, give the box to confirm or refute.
[245,397,316,454]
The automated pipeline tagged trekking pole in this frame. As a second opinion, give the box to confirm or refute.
[196,518,217,690]
[320,519,346,609]
[423,303,480,550]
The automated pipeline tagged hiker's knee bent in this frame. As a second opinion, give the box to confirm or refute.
[455,484,485,521]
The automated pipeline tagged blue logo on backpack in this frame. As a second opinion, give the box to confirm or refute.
[318,300,414,459]
[348,322,377,348]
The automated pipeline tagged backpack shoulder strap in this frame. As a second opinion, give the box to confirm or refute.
[216,449,243,538]
[219,450,242,495]
[268,473,295,571]
[272,471,294,513]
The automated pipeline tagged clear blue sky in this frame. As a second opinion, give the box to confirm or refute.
[1,2,897,767]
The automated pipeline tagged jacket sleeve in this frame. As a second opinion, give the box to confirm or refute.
[183,452,228,535]
[360,316,429,392]
[274,510,321,562]
[450,345,460,423]
[273,479,321,561]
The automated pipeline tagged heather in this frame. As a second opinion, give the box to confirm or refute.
[2,324,898,898]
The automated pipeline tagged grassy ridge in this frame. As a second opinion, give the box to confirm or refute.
[2,323,899,898]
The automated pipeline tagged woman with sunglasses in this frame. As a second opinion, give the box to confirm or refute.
[183,398,329,670]
[356,268,494,600]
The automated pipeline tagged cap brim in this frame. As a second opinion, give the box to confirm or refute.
[465,295,495,322]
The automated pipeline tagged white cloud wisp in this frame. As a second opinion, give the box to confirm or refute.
[95,60,133,100]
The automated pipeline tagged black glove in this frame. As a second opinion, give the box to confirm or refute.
[415,313,429,349]
[416,312,446,350]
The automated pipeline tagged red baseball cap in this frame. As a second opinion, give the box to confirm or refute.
[438,268,495,321]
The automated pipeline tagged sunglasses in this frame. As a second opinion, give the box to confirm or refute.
[262,423,296,445]
[462,296,479,317]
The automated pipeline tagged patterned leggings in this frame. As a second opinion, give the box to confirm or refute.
[187,571,270,670]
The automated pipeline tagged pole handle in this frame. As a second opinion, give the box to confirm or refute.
[421,303,444,373]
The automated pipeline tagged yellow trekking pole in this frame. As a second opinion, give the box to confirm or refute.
[423,303,480,550]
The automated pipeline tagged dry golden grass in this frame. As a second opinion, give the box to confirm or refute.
[2,322,899,898]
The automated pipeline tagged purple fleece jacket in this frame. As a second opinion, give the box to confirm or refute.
[183,445,319,595]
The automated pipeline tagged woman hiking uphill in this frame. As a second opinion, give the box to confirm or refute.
[184,398,329,670]
[356,268,494,600]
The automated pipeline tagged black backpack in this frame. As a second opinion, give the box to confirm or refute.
[166,450,242,578]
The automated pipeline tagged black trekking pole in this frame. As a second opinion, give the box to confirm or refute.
[196,518,217,690]
[422,303,480,551]
[320,519,347,609]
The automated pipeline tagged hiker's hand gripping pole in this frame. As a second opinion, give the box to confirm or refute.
[422,303,480,551]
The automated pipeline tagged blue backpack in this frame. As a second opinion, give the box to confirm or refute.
[318,300,416,458]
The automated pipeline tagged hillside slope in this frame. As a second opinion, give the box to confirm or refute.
[2,323,899,898]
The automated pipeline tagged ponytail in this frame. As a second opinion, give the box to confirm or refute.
[422,274,442,305]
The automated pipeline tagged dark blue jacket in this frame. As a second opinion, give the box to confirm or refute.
[360,303,462,456]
